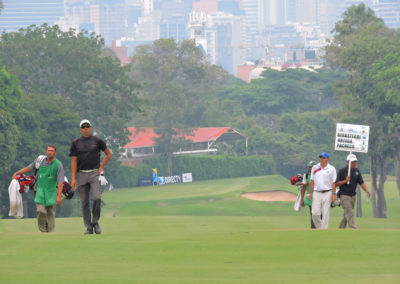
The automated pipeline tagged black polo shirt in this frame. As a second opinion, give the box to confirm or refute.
[69,135,107,171]
[335,166,364,197]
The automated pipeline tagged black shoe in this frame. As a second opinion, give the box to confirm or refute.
[93,223,101,234]
[84,228,93,235]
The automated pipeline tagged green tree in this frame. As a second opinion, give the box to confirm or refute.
[326,3,400,218]
[129,38,230,175]
[370,51,400,196]
[0,24,141,177]
[233,110,338,177]
[0,63,23,216]
[0,91,81,218]
[218,68,343,117]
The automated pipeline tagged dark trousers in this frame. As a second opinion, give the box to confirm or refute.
[77,171,102,230]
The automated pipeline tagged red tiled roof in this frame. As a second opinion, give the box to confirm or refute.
[124,127,232,149]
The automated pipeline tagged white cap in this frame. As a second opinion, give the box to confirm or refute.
[79,119,91,127]
[347,154,357,162]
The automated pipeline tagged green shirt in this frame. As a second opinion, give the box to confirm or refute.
[304,173,313,207]
[34,158,61,206]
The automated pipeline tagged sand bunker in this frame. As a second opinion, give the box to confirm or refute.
[242,191,297,202]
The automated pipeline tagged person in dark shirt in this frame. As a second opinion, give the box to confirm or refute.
[335,154,370,229]
[70,119,112,234]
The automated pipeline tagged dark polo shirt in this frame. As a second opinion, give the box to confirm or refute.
[69,135,107,171]
[336,166,364,197]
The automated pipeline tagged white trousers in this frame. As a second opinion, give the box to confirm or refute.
[311,191,332,229]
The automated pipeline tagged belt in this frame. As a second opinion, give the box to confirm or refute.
[316,189,331,193]
[79,169,97,173]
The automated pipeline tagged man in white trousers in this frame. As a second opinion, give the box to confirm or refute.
[308,152,337,229]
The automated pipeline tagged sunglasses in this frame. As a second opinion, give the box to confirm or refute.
[81,125,91,129]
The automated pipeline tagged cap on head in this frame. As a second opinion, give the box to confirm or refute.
[80,119,91,128]
[307,160,317,167]
[319,152,330,159]
[347,153,357,162]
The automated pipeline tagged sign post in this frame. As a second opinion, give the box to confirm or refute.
[335,123,370,183]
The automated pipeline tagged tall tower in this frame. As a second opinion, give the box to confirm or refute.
[242,0,261,39]
[142,0,153,16]
[263,0,286,25]
[372,0,400,28]
[286,0,297,23]
[0,0,64,32]
[296,0,318,24]
[318,0,346,36]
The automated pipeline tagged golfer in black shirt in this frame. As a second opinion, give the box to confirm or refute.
[70,119,112,234]
[335,154,370,229]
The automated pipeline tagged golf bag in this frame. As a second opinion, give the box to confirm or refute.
[16,175,37,193]
[62,181,74,199]
[290,174,303,186]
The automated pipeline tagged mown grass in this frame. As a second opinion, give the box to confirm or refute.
[0,175,399,284]
[101,175,400,220]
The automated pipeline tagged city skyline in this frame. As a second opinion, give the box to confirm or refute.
[1,0,399,76]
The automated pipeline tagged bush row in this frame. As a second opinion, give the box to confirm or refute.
[110,155,275,188]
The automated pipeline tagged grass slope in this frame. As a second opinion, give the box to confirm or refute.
[0,175,399,284]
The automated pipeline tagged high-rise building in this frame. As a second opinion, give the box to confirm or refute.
[218,0,244,16]
[208,12,246,74]
[0,0,64,32]
[193,0,218,14]
[188,11,245,75]
[188,11,208,52]
[296,0,318,24]
[372,0,400,28]
[264,24,304,60]
[242,0,260,36]
[159,0,186,41]
[62,0,98,34]
[318,0,346,36]
[97,0,126,45]
[263,0,286,25]
[286,0,297,22]
[135,10,161,40]
[143,0,154,16]
[62,0,126,45]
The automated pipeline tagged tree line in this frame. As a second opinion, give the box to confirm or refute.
[0,4,398,218]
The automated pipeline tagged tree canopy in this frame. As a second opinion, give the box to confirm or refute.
[128,38,230,174]
[0,24,141,151]
[219,68,343,117]
[326,3,400,218]
[0,25,143,217]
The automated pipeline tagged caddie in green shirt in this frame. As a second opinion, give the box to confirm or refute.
[12,145,64,232]
[300,160,317,229]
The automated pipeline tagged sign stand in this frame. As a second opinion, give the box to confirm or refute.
[335,123,370,183]
[347,151,352,184]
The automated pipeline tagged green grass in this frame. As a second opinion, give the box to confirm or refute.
[1,175,399,284]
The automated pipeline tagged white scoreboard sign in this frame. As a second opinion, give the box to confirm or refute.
[335,123,370,153]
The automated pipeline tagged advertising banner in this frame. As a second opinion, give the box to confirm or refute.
[138,177,153,187]
[182,173,193,183]
[158,175,181,185]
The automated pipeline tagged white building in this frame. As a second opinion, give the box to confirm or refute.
[188,11,246,75]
